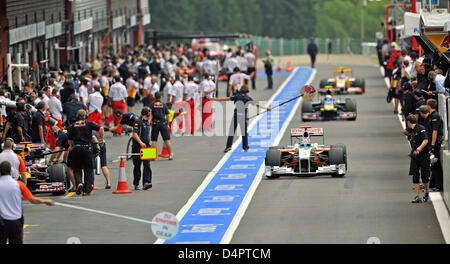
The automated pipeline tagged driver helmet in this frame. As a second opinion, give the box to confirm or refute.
[325,90,332,101]
[300,138,310,147]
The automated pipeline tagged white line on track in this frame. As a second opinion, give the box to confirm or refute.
[379,66,450,244]
[155,67,316,244]
[54,202,155,225]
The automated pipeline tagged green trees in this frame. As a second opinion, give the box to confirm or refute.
[147,0,388,39]
[314,0,388,39]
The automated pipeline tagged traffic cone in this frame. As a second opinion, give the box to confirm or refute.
[286,61,293,72]
[112,157,133,194]
[158,145,174,159]
[277,59,282,72]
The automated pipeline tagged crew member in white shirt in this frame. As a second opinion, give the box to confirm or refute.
[184,75,199,134]
[168,75,185,133]
[42,87,51,110]
[200,74,216,131]
[87,85,104,126]
[126,75,139,113]
[228,67,252,96]
[223,53,239,83]
[238,53,248,74]
[149,76,160,104]
[163,76,174,106]
[98,71,110,120]
[79,79,89,106]
[142,73,153,107]
[47,89,64,150]
[245,51,257,90]
[105,76,128,134]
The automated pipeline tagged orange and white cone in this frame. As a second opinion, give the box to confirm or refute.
[276,59,282,72]
[286,61,293,72]
[158,144,174,159]
[112,157,133,194]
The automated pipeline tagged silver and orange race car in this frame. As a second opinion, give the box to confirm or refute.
[319,67,365,94]
[301,92,357,121]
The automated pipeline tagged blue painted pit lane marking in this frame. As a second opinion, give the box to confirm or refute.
[257,72,292,77]
[163,68,313,244]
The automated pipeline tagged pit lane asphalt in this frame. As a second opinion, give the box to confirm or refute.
[230,64,446,244]
[22,63,445,244]
[22,73,288,244]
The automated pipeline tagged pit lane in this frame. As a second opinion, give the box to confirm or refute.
[230,63,446,244]
[21,61,446,244]
[21,71,290,244]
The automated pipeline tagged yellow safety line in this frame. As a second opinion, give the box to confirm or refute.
[65,192,76,198]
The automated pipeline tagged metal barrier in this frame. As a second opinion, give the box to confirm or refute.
[223,36,370,57]
[438,95,450,209]
[438,94,449,148]
[442,150,450,210]
[447,97,450,151]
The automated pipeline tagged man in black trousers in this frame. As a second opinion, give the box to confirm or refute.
[212,85,271,153]
[307,37,319,68]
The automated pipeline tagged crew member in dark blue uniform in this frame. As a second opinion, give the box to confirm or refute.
[150,92,173,159]
[413,89,426,126]
[31,102,47,143]
[67,109,104,196]
[131,107,152,190]
[63,94,87,127]
[425,99,444,192]
[212,85,271,153]
[3,101,28,143]
[404,114,430,203]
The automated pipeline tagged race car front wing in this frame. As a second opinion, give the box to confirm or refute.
[29,181,65,193]
[302,111,356,121]
[265,164,346,177]
[319,87,363,94]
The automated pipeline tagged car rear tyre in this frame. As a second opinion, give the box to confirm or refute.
[354,78,365,93]
[345,98,357,116]
[329,146,346,177]
[360,78,365,93]
[302,101,313,114]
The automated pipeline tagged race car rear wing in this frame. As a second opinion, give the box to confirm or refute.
[14,142,48,158]
[14,142,47,152]
[290,127,324,145]
[333,68,353,73]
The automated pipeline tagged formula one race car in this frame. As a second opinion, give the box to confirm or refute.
[319,67,365,94]
[265,127,347,178]
[13,142,70,195]
[301,92,357,121]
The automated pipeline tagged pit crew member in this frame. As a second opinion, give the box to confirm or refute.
[212,85,271,152]
[404,114,430,203]
[150,92,173,160]
[131,107,153,191]
[67,110,104,196]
